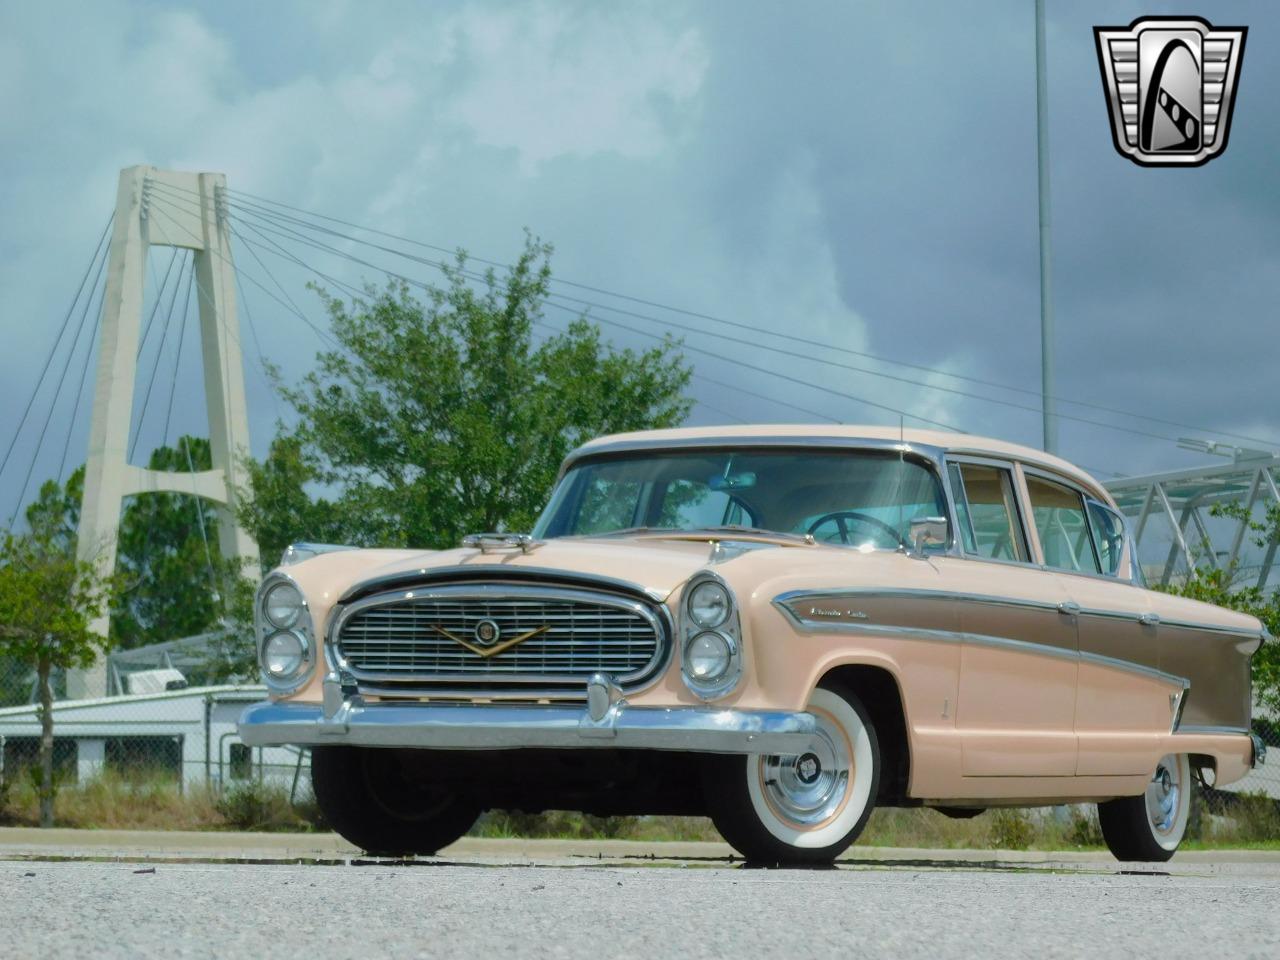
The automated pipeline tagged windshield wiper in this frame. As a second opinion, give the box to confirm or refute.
[696,525,815,544]
[578,526,664,538]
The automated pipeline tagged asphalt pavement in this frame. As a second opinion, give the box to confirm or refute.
[1,833,1277,959]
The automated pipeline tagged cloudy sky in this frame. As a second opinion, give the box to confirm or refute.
[0,0,1275,521]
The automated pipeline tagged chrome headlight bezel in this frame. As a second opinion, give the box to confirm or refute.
[680,571,743,701]
[256,571,316,695]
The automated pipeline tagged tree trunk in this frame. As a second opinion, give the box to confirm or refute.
[37,654,54,829]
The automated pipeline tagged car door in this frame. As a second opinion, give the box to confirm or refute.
[946,459,1079,777]
[1023,473,1181,776]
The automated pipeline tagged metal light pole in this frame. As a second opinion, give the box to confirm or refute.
[1035,0,1057,454]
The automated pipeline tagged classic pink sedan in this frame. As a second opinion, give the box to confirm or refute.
[240,426,1266,863]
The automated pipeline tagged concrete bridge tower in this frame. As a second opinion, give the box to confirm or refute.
[71,165,260,697]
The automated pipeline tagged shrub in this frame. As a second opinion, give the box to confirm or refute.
[1065,806,1104,847]
[987,809,1034,850]
[214,779,310,832]
[1224,792,1280,843]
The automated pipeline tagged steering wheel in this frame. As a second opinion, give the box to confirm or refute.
[806,510,906,549]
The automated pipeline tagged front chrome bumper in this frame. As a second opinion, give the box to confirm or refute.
[238,674,817,756]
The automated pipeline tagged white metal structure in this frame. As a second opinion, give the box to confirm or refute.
[1104,443,1280,589]
[72,166,259,697]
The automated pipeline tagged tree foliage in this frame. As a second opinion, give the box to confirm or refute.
[0,492,114,826]
[111,437,248,650]
[1164,500,1280,716]
[239,236,692,554]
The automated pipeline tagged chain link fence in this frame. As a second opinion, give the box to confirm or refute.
[0,634,313,821]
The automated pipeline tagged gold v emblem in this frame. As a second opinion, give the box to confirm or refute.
[431,624,549,659]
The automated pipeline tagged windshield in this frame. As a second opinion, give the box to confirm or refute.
[533,448,948,549]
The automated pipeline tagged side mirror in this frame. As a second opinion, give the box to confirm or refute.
[909,516,948,554]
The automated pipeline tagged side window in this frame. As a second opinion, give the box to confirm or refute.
[1086,500,1128,578]
[1026,476,1102,574]
[949,462,1029,562]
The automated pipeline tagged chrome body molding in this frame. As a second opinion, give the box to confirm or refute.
[773,587,1265,643]
[773,590,1192,692]
[558,435,950,481]
[326,582,674,697]
[337,564,670,605]
[237,697,818,757]
[1173,724,1252,737]
[255,571,317,696]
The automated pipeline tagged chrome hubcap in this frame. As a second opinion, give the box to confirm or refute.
[1146,754,1182,835]
[761,713,851,826]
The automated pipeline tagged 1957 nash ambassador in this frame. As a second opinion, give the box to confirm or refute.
[239,426,1267,863]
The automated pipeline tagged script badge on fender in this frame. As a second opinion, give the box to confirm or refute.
[1094,17,1246,167]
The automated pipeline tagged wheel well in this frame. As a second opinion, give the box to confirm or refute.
[819,665,910,804]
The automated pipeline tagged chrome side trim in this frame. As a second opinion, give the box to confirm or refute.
[775,586,1059,614]
[1174,724,1252,737]
[773,587,1265,642]
[773,590,1191,691]
[1141,617,1266,639]
[237,699,819,756]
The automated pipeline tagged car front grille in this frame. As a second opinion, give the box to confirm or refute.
[332,584,667,692]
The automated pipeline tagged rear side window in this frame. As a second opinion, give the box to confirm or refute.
[949,463,1029,562]
[1026,476,1101,574]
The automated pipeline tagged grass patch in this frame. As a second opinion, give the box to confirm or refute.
[0,769,323,832]
[2,770,1276,850]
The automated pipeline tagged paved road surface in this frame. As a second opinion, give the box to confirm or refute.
[2,853,1277,960]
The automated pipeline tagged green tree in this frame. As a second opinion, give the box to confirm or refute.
[0,500,113,827]
[1164,500,1280,716]
[240,235,691,551]
[111,437,247,650]
[238,434,349,570]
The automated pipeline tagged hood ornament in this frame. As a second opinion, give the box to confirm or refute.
[462,532,543,555]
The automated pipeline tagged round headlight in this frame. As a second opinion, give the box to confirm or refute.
[263,581,304,629]
[686,632,732,682]
[688,580,730,628]
[263,631,306,679]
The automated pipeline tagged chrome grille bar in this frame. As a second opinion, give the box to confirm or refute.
[330,582,668,692]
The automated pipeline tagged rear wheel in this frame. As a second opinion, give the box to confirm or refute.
[311,746,480,856]
[1098,753,1190,862]
[703,683,879,865]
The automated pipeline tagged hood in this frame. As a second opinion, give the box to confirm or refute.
[330,536,744,602]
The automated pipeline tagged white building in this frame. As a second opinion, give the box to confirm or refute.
[0,684,302,788]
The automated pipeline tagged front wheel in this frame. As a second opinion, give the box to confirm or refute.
[703,683,879,865]
[1098,753,1191,862]
[311,746,480,856]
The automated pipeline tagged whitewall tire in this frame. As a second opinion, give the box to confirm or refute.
[1098,753,1191,862]
[704,682,879,864]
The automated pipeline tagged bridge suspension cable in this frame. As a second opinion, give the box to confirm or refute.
[143,180,1273,453]
[209,184,1278,452]
[147,187,962,432]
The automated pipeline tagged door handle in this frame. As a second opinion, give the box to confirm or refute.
[1138,612,1161,627]
[1057,601,1080,617]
